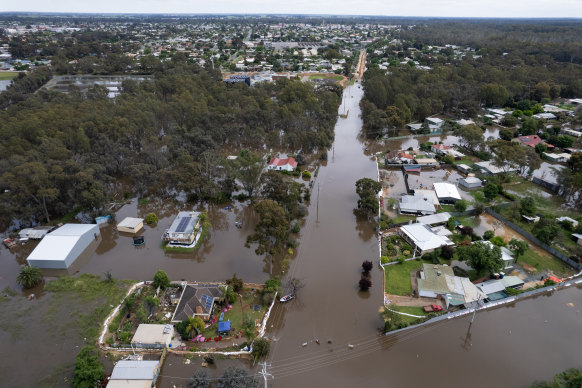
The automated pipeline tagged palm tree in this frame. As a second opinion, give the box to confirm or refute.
[16,266,43,289]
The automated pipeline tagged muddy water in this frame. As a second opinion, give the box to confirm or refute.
[265,83,384,382]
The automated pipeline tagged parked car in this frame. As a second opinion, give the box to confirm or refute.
[423,304,443,313]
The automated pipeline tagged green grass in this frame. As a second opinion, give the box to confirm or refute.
[391,214,416,224]
[200,290,264,339]
[453,157,477,166]
[45,274,132,341]
[384,260,423,295]
[390,306,425,325]
[518,248,575,277]
[0,71,19,80]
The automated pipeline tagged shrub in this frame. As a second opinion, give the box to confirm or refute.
[358,277,372,291]
[362,260,374,273]
[454,200,468,212]
[483,230,495,240]
[120,331,131,343]
[145,212,159,224]
[292,222,301,233]
[301,170,311,178]
[73,346,105,388]
[16,266,43,289]
[226,273,244,293]
[252,337,270,361]
[441,245,454,260]
[489,236,506,247]
[397,255,406,264]
[380,256,390,264]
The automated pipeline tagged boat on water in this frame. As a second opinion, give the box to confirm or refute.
[279,294,294,303]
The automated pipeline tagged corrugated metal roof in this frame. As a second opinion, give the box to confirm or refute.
[110,360,159,380]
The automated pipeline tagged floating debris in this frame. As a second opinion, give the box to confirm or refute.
[302,342,308,347]
[567,302,574,307]
[347,344,354,349]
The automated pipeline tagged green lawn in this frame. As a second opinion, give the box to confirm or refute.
[391,214,416,224]
[200,289,264,339]
[384,260,423,295]
[456,215,480,228]
[390,305,425,324]
[0,71,19,80]
[518,247,576,277]
[454,157,477,167]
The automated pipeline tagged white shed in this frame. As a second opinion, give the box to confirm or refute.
[117,217,144,234]
[433,182,462,203]
[459,177,483,189]
[26,224,100,269]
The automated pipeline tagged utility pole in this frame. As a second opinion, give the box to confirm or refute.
[316,182,320,223]
[258,362,273,388]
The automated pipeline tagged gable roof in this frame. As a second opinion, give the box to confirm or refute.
[518,135,554,148]
[268,157,298,168]
[400,223,454,251]
[171,284,224,322]
[399,194,436,214]
[416,212,451,225]
[433,182,462,201]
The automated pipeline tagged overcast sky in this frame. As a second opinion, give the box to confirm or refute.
[1,0,582,18]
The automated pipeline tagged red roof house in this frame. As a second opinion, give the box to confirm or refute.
[516,135,554,149]
[268,157,298,172]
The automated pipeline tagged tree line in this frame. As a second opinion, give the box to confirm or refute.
[0,61,340,231]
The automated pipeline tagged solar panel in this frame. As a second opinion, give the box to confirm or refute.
[175,217,191,233]
[205,299,213,309]
[201,294,208,303]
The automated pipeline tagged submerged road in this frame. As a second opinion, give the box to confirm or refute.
[266,84,582,387]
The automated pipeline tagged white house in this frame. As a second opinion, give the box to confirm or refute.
[107,360,160,388]
[131,324,174,349]
[433,182,462,203]
[399,223,454,254]
[267,157,298,172]
[26,224,100,269]
[532,112,556,120]
[544,153,571,163]
[399,193,436,215]
[162,211,201,245]
[457,164,472,174]
[482,241,515,269]
[425,117,444,128]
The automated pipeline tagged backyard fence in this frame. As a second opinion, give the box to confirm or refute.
[485,207,581,270]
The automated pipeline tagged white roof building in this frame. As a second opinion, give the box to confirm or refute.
[425,117,444,127]
[399,193,436,215]
[433,182,462,203]
[416,212,451,225]
[459,176,483,189]
[107,360,160,388]
[26,224,100,269]
[131,324,174,349]
[117,217,144,234]
[399,223,454,254]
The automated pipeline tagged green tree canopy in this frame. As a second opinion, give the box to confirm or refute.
[152,270,170,290]
[355,177,382,218]
[457,242,503,275]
